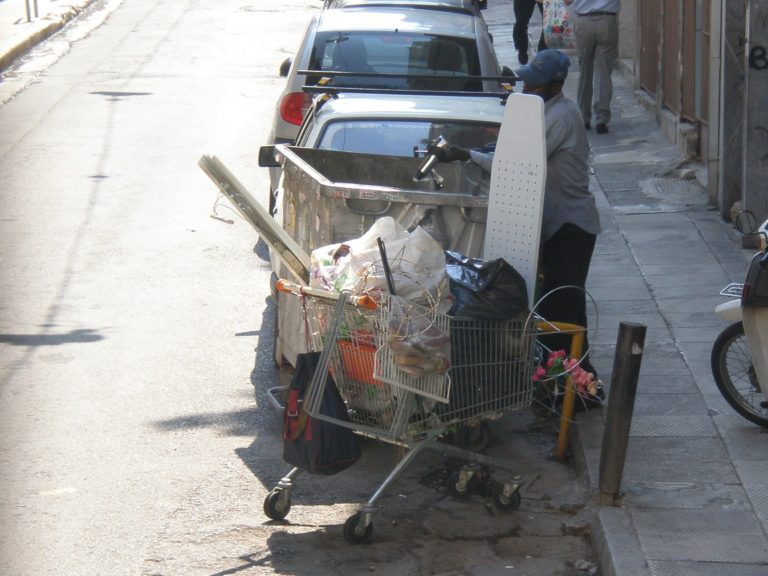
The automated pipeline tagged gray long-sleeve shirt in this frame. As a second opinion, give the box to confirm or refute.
[541,92,601,241]
[468,92,600,241]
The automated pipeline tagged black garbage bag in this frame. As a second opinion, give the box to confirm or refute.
[445,250,529,320]
[439,252,531,420]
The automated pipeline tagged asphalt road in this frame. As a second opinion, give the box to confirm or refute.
[0,2,597,574]
[0,1,308,573]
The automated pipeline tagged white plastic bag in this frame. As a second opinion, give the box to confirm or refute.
[543,0,576,51]
[310,217,448,308]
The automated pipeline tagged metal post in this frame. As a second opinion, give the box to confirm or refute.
[555,327,585,461]
[33,0,39,18]
[25,0,32,22]
[598,322,646,506]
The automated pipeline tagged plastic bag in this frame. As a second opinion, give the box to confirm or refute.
[445,251,529,320]
[387,295,451,378]
[310,217,448,308]
[543,0,576,50]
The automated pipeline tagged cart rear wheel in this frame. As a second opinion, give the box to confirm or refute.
[263,490,291,521]
[493,486,521,513]
[453,422,490,452]
[343,513,373,544]
[448,471,477,499]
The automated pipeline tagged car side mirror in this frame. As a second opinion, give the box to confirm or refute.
[279,57,292,78]
[258,146,281,168]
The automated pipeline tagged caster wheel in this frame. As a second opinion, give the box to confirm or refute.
[493,486,521,513]
[343,512,373,544]
[453,422,490,452]
[263,490,291,521]
[448,470,477,500]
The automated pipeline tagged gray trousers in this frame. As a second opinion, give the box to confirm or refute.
[574,13,618,126]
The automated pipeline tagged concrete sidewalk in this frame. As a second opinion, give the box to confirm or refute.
[2,0,768,574]
[485,1,768,575]
[0,0,97,72]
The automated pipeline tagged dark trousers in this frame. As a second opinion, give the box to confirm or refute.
[513,0,547,53]
[538,223,597,369]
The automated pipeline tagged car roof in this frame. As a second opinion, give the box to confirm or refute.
[309,92,506,124]
[326,0,481,15]
[316,6,477,37]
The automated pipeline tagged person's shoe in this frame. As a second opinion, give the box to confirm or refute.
[595,123,609,134]
[584,122,591,130]
[518,50,528,65]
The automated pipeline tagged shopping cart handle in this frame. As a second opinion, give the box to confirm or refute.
[266,385,289,411]
[275,279,378,310]
[275,279,338,299]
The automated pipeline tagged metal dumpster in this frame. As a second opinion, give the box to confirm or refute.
[273,145,493,367]
[276,146,490,258]
[200,93,546,371]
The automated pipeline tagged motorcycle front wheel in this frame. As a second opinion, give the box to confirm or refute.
[711,321,768,428]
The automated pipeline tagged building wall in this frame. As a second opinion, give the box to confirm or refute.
[618,0,768,223]
[744,0,768,223]
[719,0,746,219]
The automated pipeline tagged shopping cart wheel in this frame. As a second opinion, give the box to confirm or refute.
[343,513,373,544]
[448,467,479,500]
[492,484,521,513]
[452,422,490,452]
[263,489,291,521]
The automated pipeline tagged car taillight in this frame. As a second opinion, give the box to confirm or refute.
[279,92,312,126]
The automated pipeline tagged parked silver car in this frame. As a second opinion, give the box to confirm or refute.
[322,0,488,15]
[294,91,503,154]
[260,90,505,214]
[264,5,513,207]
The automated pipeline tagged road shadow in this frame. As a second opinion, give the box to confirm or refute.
[0,328,104,346]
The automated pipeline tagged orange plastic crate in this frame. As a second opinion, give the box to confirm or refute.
[336,340,383,386]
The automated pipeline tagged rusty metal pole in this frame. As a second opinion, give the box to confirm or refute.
[555,326,585,461]
[599,322,646,505]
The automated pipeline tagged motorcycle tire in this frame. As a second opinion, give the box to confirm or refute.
[711,321,768,428]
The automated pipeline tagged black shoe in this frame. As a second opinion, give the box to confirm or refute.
[595,123,609,134]
[585,122,591,130]
[518,50,528,65]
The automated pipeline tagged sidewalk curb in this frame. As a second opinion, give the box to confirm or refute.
[593,507,652,576]
[571,411,652,576]
[0,1,97,73]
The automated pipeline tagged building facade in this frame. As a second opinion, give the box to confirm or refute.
[617,0,768,226]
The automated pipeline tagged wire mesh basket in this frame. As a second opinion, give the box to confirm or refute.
[301,290,537,445]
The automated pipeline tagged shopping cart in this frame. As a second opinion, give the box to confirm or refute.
[264,280,541,544]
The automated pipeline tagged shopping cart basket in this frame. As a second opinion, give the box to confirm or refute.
[264,280,539,543]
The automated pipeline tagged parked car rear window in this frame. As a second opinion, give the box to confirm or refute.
[315,120,499,156]
[309,32,482,90]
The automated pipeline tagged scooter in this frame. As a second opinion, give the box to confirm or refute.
[711,219,768,427]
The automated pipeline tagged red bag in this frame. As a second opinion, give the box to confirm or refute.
[283,352,361,475]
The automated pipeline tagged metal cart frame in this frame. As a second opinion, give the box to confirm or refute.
[265,280,551,543]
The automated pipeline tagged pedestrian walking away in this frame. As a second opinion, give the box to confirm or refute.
[564,0,620,134]
[513,0,547,64]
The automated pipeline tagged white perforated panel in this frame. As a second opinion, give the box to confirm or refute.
[483,93,547,308]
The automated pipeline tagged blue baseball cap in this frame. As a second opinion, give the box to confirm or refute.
[515,49,571,87]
